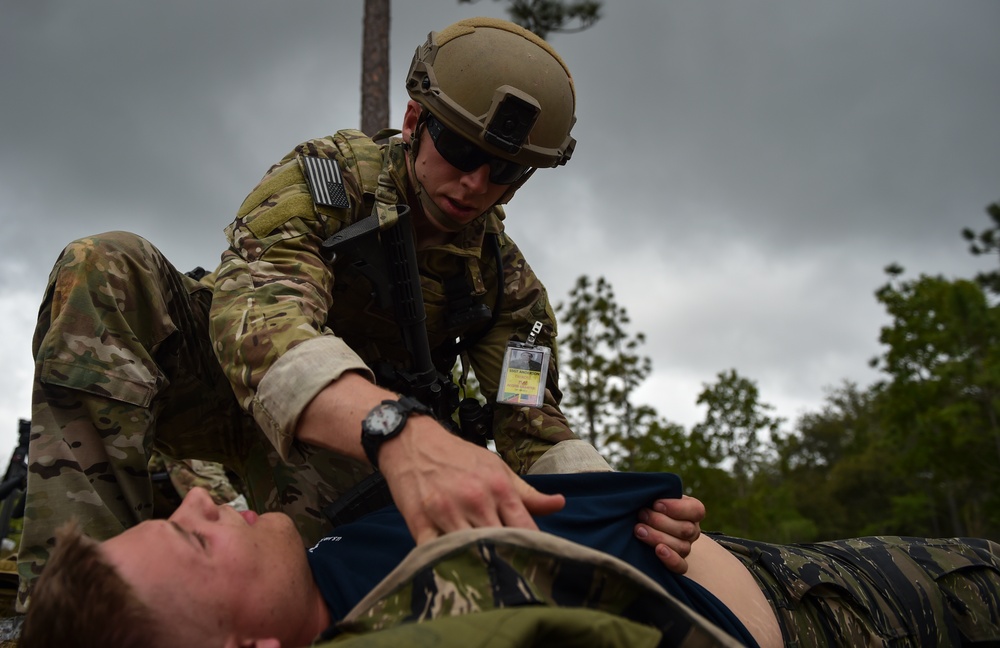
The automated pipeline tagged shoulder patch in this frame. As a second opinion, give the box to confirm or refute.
[302,156,351,209]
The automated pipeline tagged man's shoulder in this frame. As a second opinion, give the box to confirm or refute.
[295,130,397,205]
[235,131,382,230]
[292,130,382,165]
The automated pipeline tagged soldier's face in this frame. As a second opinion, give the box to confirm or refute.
[101,487,322,646]
[403,102,509,230]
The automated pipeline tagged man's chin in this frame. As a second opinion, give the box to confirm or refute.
[425,200,475,232]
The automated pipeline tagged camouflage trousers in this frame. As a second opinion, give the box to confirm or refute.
[18,231,373,609]
[713,533,1000,646]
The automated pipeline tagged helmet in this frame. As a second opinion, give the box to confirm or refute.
[406,17,576,168]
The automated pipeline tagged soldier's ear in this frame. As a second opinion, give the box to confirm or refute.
[401,100,423,143]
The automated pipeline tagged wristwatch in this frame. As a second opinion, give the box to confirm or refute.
[360,395,432,470]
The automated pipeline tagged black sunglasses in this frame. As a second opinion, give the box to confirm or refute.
[424,115,532,185]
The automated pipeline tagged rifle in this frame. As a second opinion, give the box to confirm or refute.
[321,206,492,439]
[319,207,493,525]
[0,420,30,545]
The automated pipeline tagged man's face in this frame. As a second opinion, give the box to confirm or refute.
[101,487,322,646]
[402,102,512,231]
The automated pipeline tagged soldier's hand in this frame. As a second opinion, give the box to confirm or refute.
[378,418,565,544]
[633,495,705,574]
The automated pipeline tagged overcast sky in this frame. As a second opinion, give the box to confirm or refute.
[1,0,997,463]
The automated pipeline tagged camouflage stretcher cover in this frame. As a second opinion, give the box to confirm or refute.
[321,527,742,648]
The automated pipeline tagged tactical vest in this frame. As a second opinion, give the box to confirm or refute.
[314,129,502,370]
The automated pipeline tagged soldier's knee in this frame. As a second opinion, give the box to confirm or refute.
[51,232,175,302]
[58,231,152,268]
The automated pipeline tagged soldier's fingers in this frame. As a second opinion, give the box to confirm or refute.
[513,479,564,517]
[412,524,443,545]
[654,543,688,574]
[653,496,705,539]
[634,523,691,574]
[423,488,494,533]
[490,479,536,531]
[494,480,563,531]
[635,513,694,558]
[640,506,700,545]
[400,491,465,544]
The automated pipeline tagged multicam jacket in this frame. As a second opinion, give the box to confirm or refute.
[210,130,577,473]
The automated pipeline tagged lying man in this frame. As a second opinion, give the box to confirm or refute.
[20,472,1000,648]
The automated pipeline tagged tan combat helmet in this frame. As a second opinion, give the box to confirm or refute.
[406,17,577,169]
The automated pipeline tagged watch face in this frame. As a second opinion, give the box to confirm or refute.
[367,402,405,436]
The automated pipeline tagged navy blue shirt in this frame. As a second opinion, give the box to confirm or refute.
[307,471,757,646]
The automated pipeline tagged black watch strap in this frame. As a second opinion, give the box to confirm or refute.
[361,396,431,469]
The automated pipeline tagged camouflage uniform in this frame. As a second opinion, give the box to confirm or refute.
[146,452,243,508]
[322,527,744,648]
[319,529,1000,647]
[211,130,573,472]
[18,131,577,608]
[713,533,1000,646]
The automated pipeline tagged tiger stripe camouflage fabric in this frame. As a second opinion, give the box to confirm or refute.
[318,532,1000,647]
[714,533,1000,646]
[326,527,743,648]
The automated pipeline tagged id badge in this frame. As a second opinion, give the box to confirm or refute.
[497,322,550,408]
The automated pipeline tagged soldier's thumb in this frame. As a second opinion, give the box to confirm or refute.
[520,483,565,517]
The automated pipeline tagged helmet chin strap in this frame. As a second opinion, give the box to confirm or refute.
[406,120,469,233]
[415,182,468,233]
[408,117,512,233]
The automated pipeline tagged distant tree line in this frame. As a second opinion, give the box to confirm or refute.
[556,202,1000,542]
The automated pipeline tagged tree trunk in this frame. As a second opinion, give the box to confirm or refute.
[361,0,390,137]
[944,483,965,537]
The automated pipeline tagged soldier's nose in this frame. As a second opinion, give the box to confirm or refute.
[461,164,491,192]
[175,487,221,521]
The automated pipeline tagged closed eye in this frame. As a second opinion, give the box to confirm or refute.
[170,521,208,550]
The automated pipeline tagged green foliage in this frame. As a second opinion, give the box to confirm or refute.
[688,370,784,537]
[870,268,1000,537]
[555,276,651,460]
[692,370,782,481]
[776,383,908,538]
[961,201,1000,296]
[458,0,602,39]
[552,207,1000,543]
[622,418,693,475]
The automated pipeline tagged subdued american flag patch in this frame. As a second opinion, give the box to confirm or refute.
[302,156,350,209]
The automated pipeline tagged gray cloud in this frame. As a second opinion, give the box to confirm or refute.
[1,0,997,457]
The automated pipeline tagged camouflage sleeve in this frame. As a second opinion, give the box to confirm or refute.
[468,231,578,473]
[210,144,374,459]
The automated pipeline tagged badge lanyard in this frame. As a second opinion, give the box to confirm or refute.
[497,321,550,408]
